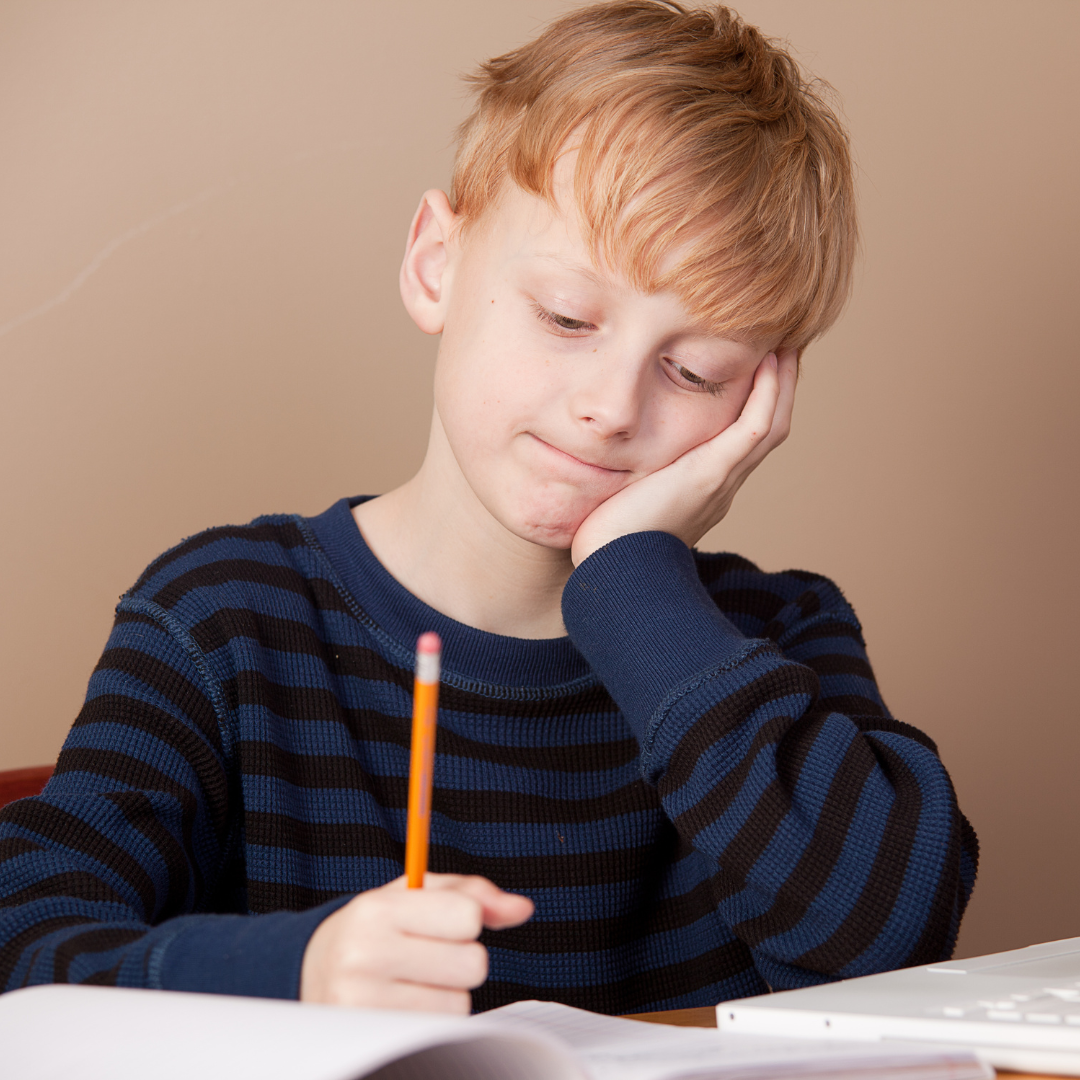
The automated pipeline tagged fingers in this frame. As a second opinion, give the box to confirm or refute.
[300,875,534,1012]
[383,884,485,940]
[444,874,535,929]
[388,873,535,931]
[766,348,799,448]
[348,928,489,989]
[697,351,781,473]
[717,347,798,467]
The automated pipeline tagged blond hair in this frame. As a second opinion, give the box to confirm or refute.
[451,1,857,349]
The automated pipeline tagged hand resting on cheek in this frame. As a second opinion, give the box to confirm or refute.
[570,348,799,566]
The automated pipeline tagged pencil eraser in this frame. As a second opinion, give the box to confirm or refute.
[417,632,441,654]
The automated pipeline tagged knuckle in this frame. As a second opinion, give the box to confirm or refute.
[344,935,384,975]
[462,942,489,987]
[445,892,483,933]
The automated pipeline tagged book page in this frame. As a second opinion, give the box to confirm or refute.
[480,1000,992,1080]
[0,984,580,1080]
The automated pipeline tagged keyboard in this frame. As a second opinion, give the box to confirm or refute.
[936,984,1080,1024]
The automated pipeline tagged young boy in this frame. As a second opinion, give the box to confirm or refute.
[0,1,977,1015]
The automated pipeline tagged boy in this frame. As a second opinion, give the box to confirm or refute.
[0,1,977,1015]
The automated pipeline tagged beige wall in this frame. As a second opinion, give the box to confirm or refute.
[1,0,1077,962]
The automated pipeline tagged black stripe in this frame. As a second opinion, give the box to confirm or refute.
[244,719,636,780]
[0,836,42,863]
[129,520,308,595]
[783,620,866,647]
[152,559,349,614]
[491,870,724,954]
[795,588,822,618]
[237,742,657,822]
[693,552,761,585]
[816,693,887,717]
[709,588,787,622]
[93,646,225,757]
[245,811,662,892]
[661,659,807,793]
[804,653,876,681]
[794,738,924,971]
[52,926,145,983]
[247,879,345,913]
[667,714,788,837]
[1,800,158,919]
[229,676,633,771]
[728,735,879,948]
[0,915,97,987]
[473,939,757,1015]
[68,697,230,836]
[190,607,359,662]
[0,871,125,909]
[112,610,164,631]
[196,609,620,717]
[904,800,977,968]
[84,958,124,985]
[103,790,196,919]
[848,715,938,755]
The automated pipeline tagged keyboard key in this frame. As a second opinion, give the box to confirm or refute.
[942,1007,965,1018]
[1066,1015,1080,1025]
[987,1011,1022,1021]
[1025,1013,1062,1024]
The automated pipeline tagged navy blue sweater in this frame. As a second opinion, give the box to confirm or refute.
[0,497,977,1012]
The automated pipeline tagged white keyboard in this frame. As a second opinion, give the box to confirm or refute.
[936,984,1080,1024]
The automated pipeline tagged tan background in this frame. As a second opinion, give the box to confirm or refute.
[1,0,1077,962]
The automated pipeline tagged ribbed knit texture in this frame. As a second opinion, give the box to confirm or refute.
[0,497,978,1012]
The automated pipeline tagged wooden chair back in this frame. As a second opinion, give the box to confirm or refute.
[0,766,54,808]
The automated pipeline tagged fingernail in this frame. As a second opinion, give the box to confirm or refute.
[768,353,778,370]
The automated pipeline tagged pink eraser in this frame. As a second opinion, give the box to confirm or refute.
[417,632,441,654]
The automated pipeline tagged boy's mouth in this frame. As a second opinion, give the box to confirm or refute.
[526,434,631,476]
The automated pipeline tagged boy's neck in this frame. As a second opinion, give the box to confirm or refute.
[352,421,575,640]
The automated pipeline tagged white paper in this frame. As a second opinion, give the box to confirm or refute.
[480,1000,993,1080]
[0,984,578,1080]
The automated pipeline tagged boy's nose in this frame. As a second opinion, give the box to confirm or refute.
[567,358,644,441]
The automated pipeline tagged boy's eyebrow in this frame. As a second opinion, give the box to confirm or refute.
[531,251,608,288]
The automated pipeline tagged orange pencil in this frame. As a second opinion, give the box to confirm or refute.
[405,632,441,888]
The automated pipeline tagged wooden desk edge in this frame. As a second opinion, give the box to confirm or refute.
[625,1007,1062,1078]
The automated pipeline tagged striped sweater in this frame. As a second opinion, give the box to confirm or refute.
[0,496,977,1013]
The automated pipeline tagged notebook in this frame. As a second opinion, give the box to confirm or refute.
[0,983,990,1080]
[717,936,1080,1075]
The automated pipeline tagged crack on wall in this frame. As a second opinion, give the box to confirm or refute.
[0,140,357,341]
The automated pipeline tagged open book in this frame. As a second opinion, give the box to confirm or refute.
[0,984,991,1080]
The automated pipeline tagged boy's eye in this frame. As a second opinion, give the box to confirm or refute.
[668,360,726,396]
[535,304,593,333]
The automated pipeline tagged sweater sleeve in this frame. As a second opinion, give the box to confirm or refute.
[0,603,348,996]
[562,531,978,990]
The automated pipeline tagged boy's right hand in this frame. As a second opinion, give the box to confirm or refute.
[299,874,534,1013]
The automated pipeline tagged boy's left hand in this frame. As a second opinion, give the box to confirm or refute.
[570,348,798,566]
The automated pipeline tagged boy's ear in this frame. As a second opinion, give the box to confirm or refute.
[400,189,458,335]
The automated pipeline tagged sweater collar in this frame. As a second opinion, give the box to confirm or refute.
[305,497,593,692]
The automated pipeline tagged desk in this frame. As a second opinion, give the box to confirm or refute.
[626,1006,1062,1079]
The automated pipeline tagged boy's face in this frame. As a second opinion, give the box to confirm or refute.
[422,160,776,551]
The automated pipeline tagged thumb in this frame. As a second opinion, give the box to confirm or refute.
[443,874,534,929]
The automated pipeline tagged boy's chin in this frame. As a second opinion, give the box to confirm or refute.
[498,493,601,552]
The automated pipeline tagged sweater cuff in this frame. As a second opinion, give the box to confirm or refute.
[153,894,353,999]
[562,531,750,739]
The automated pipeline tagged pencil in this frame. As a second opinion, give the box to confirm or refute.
[405,631,441,889]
